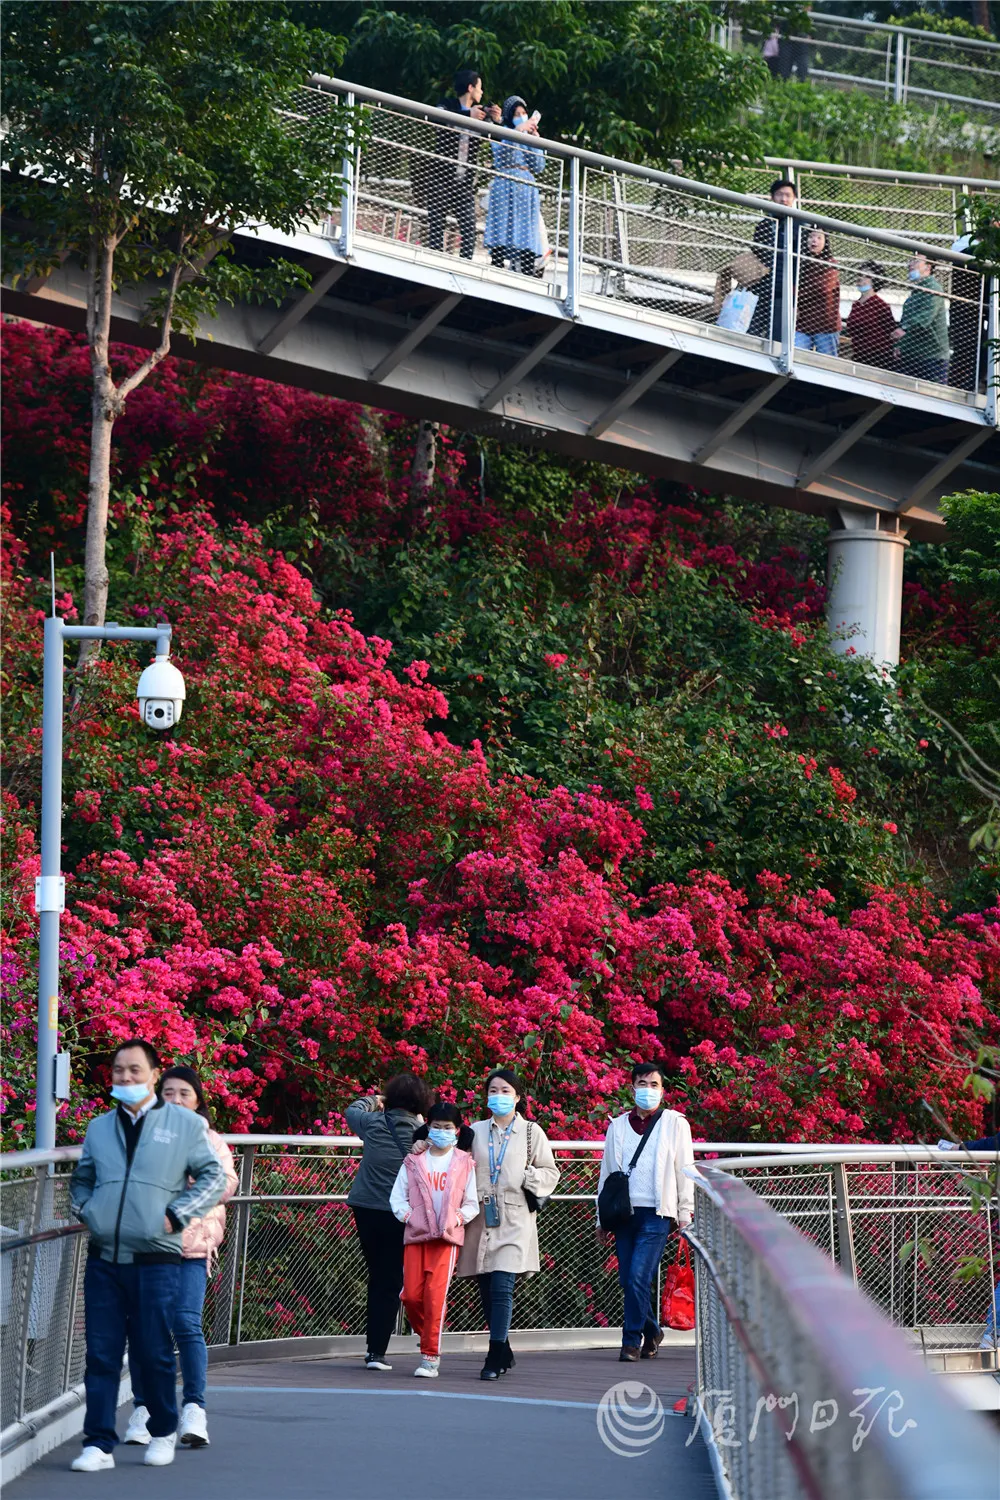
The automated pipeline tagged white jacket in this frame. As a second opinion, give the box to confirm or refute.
[597,1109,696,1228]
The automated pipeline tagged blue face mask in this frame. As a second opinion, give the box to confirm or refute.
[513,116,528,129]
[427,1127,457,1149]
[111,1082,150,1106]
[487,1093,515,1116]
[634,1086,662,1111]
[908,269,922,281]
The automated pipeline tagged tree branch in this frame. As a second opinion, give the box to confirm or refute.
[117,252,185,402]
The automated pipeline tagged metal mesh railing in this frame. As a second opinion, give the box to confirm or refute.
[296,81,997,413]
[732,15,1000,117]
[690,1164,1000,1500]
[1,1162,86,1435]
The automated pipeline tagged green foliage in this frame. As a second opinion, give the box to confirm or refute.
[888,9,995,40]
[294,0,779,166]
[941,491,1000,602]
[2,1,350,329]
[754,76,999,172]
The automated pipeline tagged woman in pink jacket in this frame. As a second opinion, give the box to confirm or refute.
[124,1067,238,1450]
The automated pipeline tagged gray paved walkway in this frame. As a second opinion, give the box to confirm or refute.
[8,1350,718,1500]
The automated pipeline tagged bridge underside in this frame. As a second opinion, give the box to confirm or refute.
[5,230,999,540]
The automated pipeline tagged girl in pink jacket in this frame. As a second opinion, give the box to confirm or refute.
[390,1103,479,1378]
[125,1067,238,1450]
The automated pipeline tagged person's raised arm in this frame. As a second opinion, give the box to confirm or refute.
[346,1095,383,1136]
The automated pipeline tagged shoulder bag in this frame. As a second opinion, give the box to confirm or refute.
[523,1120,550,1214]
[597,1112,662,1231]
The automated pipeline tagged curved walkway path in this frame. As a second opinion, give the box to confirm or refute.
[7,1348,717,1500]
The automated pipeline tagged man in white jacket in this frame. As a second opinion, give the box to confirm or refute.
[597,1061,695,1362]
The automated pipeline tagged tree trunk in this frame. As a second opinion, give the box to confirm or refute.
[410,419,439,499]
[78,238,121,669]
[971,0,992,35]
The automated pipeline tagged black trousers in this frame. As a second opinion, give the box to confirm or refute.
[352,1205,404,1358]
[427,176,477,258]
[490,247,536,277]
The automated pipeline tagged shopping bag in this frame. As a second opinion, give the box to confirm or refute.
[661,1238,695,1330]
[731,250,767,286]
[716,288,758,333]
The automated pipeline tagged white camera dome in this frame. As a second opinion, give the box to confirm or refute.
[136,654,186,731]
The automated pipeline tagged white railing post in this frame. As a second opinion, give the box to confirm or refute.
[893,28,905,103]
[780,212,796,373]
[340,91,356,258]
[565,154,581,318]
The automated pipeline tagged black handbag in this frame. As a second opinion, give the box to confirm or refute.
[597,1112,662,1231]
[523,1121,550,1214]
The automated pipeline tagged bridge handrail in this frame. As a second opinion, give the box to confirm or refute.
[688,1164,999,1500]
[309,75,983,268]
[763,157,998,190]
[797,12,1000,53]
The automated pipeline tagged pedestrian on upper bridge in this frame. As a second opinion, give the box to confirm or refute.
[747,179,803,344]
[892,251,950,386]
[455,1068,561,1380]
[484,97,547,277]
[426,69,501,260]
[68,1039,227,1472]
[845,261,898,372]
[347,1073,432,1372]
[796,227,841,357]
[597,1060,695,1363]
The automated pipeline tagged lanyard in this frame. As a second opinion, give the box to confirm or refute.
[488,1121,514,1187]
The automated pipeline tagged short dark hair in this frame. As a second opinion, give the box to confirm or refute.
[770,177,797,198]
[486,1067,528,1115]
[159,1064,211,1124]
[428,1100,464,1127]
[631,1059,668,1085]
[113,1038,161,1070]
[858,259,885,293]
[383,1072,431,1115]
[454,68,481,96]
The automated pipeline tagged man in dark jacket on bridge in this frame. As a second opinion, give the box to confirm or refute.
[69,1039,226,1472]
[425,68,501,259]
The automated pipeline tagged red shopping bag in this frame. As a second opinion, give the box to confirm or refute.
[661,1238,695,1330]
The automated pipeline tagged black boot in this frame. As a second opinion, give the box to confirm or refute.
[480,1340,505,1381]
[500,1339,515,1374]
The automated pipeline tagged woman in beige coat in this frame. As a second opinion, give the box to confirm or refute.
[455,1068,560,1380]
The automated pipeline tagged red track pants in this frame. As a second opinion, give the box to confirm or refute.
[401,1240,459,1357]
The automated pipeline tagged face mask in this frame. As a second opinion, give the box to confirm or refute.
[488,1093,515,1116]
[634,1086,661,1111]
[908,269,922,281]
[428,1127,457,1149]
[111,1082,150,1106]
[858,282,872,294]
[513,116,528,129]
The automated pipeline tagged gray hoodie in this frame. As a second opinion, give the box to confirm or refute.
[346,1097,420,1212]
[70,1100,226,1263]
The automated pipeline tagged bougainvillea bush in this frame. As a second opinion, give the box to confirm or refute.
[2,325,998,1148]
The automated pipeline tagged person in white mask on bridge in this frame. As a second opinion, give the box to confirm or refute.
[597,1060,695,1362]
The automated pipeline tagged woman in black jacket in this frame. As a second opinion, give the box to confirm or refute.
[347,1073,431,1369]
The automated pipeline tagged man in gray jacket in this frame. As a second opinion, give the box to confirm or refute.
[69,1039,226,1472]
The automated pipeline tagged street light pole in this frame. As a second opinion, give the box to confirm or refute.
[34,613,177,1151]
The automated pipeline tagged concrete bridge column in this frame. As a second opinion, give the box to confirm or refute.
[825,508,909,668]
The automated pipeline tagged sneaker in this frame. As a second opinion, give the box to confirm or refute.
[414,1356,440,1378]
[143,1434,177,1467]
[178,1402,209,1446]
[364,1353,392,1370]
[123,1405,151,1445]
[71,1447,115,1472]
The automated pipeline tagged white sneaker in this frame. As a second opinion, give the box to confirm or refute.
[414,1356,440,1378]
[71,1447,115,1472]
[178,1402,209,1446]
[124,1405,151,1445]
[143,1433,177,1467]
[364,1353,392,1370]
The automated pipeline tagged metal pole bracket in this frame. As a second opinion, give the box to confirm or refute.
[34,876,66,914]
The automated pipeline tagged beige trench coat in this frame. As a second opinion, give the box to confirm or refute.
[455,1114,561,1277]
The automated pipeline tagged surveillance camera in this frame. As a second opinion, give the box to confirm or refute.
[136,654,186,732]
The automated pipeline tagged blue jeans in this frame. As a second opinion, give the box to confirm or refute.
[795,330,840,356]
[614,1207,675,1348]
[83,1258,181,1452]
[905,356,949,385]
[477,1271,516,1341]
[131,1257,208,1408]
[984,1279,1000,1342]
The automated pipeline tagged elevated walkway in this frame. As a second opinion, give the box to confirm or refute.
[5,78,998,548]
[6,1347,716,1500]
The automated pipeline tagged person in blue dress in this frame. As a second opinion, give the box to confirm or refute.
[484,95,545,276]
